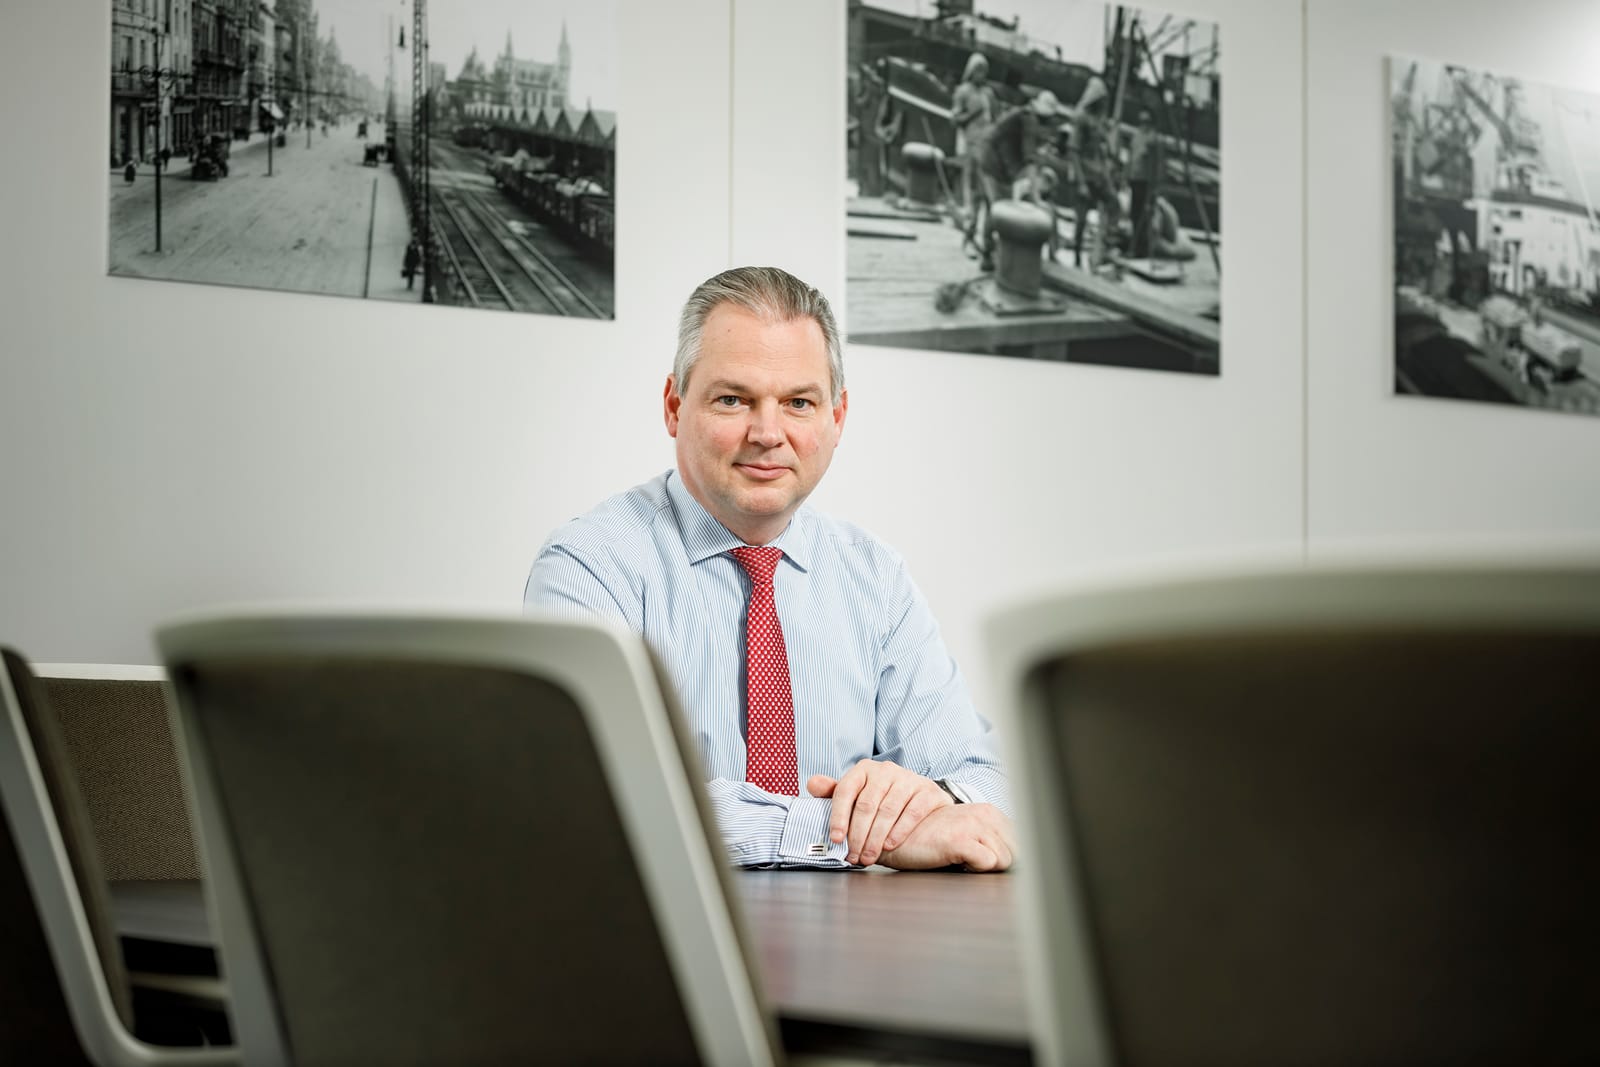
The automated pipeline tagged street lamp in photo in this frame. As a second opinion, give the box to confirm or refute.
[399,0,433,302]
[138,33,184,253]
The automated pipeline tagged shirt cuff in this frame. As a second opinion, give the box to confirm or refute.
[778,794,850,865]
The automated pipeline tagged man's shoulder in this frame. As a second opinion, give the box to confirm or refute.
[542,471,677,560]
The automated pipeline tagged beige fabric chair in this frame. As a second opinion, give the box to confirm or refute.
[986,564,1600,1067]
[158,612,784,1067]
[0,648,235,1066]
[36,664,200,883]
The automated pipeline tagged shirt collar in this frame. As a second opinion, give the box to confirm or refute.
[664,469,814,572]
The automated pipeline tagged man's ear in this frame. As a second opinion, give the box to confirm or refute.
[833,389,849,439]
[663,375,681,437]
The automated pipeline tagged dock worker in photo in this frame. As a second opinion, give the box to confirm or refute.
[971,89,1067,272]
[1069,75,1121,270]
[526,266,1015,872]
[950,52,997,215]
[1126,108,1164,258]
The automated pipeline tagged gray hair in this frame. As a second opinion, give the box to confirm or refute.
[673,266,845,404]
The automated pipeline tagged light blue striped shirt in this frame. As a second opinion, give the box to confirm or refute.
[524,470,1009,868]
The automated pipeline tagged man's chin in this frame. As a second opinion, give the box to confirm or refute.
[728,484,799,517]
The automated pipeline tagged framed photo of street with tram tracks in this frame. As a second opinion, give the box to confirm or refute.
[845,0,1220,375]
[107,0,616,320]
[1391,56,1600,417]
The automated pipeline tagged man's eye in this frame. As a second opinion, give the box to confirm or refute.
[715,396,742,407]
[788,398,813,410]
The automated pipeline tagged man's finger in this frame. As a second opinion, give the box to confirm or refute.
[962,841,1001,872]
[807,774,837,798]
[846,773,894,863]
[859,779,918,866]
[828,763,870,844]
[882,788,943,852]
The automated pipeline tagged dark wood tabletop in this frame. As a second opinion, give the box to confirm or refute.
[113,867,1035,1063]
[734,866,1033,1063]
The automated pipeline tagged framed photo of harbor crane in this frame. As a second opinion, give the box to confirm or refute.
[1391,56,1600,416]
[845,0,1220,375]
[106,0,616,320]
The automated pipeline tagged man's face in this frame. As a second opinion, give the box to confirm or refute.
[664,303,847,546]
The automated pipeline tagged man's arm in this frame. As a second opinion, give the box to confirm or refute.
[525,542,850,868]
[811,558,1013,869]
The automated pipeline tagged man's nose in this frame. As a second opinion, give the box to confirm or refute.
[747,401,785,446]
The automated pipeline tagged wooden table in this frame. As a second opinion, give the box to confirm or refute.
[113,868,1034,1064]
[738,867,1033,1064]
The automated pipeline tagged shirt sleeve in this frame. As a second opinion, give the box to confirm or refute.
[706,780,851,869]
[524,542,635,627]
[873,562,1012,816]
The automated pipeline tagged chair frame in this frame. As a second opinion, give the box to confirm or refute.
[984,562,1600,1067]
[0,656,236,1066]
[158,611,778,1067]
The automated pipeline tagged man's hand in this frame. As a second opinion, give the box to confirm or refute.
[877,803,1016,872]
[806,760,952,867]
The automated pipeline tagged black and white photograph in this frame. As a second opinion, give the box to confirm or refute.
[1393,57,1600,416]
[846,0,1220,374]
[108,0,615,318]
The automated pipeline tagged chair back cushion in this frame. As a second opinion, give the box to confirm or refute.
[175,655,703,1066]
[42,673,200,882]
[1035,625,1600,1064]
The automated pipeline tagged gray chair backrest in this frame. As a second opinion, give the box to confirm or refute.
[0,648,237,1067]
[987,565,1600,1067]
[158,613,780,1067]
[38,667,200,883]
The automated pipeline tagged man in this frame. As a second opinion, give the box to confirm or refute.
[972,89,1066,271]
[1126,109,1163,259]
[1068,77,1121,269]
[950,52,997,215]
[526,266,1015,872]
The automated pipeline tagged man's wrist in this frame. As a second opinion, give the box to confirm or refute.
[935,778,965,804]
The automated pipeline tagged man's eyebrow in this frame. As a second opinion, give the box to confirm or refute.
[701,379,826,398]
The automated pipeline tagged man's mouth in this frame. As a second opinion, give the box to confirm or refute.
[735,463,790,481]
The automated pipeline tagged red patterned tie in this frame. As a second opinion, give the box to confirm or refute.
[730,546,798,795]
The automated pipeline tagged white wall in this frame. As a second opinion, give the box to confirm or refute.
[2,0,1596,677]
[1306,0,1600,555]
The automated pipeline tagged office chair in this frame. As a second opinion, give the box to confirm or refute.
[0,648,236,1066]
[986,565,1600,1067]
[157,612,782,1067]
[33,663,226,1023]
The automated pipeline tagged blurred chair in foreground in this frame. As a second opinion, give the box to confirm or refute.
[986,565,1600,1067]
[1,648,235,1065]
[157,613,782,1067]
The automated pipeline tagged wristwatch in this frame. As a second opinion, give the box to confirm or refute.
[935,778,964,804]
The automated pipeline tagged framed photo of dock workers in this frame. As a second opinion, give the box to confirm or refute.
[846,0,1220,375]
[107,0,616,320]
[1391,56,1600,417]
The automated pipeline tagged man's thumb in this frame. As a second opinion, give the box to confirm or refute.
[807,774,837,798]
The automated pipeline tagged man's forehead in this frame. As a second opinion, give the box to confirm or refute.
[693,308,831,390]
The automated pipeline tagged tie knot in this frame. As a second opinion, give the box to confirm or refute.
[730,546,783,585]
